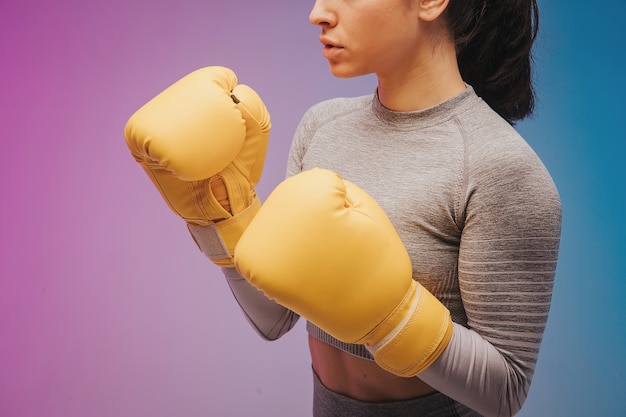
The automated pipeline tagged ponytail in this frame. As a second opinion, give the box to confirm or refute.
[444,0,539,124]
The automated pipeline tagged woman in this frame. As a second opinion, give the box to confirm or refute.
[125,0,561,415]
[276,0,561,416]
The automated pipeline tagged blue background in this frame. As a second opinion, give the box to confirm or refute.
[0,0,624,416]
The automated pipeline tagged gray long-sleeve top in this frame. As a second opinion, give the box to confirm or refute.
[283,86,562,417]
[196,86,561,417]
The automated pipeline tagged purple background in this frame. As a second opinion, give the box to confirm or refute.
[1,1,624,416]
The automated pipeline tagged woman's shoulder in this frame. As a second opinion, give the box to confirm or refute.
[460,100,560,205]
[289,94,374,165]
[459,96,536,157]
[302,94,374,125]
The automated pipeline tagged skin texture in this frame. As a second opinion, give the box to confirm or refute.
[310,0,466,112]
[307,0,466,400]
[309,335,437,401]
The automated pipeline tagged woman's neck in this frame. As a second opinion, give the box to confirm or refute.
[376,40,465,112]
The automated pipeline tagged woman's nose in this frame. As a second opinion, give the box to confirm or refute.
[309,0,336,27]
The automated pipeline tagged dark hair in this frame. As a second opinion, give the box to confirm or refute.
[444,0,539,124]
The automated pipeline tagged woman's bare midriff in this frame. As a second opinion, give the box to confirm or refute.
[309,335,437,402]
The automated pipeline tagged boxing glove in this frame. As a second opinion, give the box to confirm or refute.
[234,168,453,377]
[124,66,271,267]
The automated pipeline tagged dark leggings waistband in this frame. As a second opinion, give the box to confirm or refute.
[312,370,478,417]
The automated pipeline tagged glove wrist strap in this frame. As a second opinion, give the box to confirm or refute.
[365,281,454,377]
[188,196,261,267]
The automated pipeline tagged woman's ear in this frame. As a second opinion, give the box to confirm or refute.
[417,0,449,22]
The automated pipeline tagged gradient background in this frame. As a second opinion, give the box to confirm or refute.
[1,1,624,416]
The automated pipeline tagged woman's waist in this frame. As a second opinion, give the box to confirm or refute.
[308,334,437,402]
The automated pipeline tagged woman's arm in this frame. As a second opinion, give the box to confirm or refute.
[419,142,562,417]
[222,267,299,340]
[188,224,300,341]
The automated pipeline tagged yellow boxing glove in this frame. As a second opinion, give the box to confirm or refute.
[124,67,271,267]
[234,168,453,377]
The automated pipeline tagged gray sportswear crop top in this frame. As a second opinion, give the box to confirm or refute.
[283,86,561,416]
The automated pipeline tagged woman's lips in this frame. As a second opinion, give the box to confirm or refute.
[320,38,343,59]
